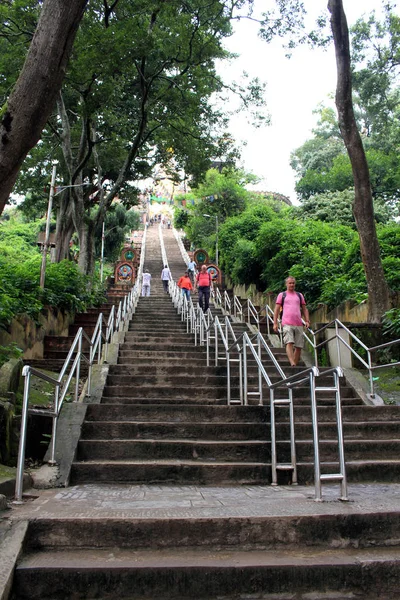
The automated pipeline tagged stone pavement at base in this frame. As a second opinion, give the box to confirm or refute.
[4,482,400,522]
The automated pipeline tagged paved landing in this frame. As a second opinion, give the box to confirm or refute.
[5,482,400,522]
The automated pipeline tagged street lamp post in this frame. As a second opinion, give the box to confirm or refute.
[40,164,57,289]
[203,214,219,266]
[100,224,120,282]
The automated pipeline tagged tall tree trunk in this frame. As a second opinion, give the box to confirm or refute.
[0,0,88,215]
[77,219,96,277]
[54,193,74,262]
[328,0,391,322]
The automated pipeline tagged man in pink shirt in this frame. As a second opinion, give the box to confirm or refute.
[273,276,310,367]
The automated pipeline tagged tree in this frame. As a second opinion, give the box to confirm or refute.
[328,0,391,321]
[296,189,395,227]
[0,0,89,215]
[6,0,253,275]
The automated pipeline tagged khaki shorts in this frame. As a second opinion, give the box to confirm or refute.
[283,325,304,348]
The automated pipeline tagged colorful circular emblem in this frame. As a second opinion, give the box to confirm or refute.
[117,263,133,281]
[207,266,218,280]
[124,249,135,261]
[194,249,208,264]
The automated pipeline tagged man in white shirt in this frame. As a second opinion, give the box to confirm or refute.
[187,259,197,284]
[161,264,172,293]
[142,270,152,296]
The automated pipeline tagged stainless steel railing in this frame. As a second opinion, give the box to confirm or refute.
[160,239,348,501]
[15,259,142,503]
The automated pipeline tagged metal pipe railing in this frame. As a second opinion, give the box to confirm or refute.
[15,273,139,503]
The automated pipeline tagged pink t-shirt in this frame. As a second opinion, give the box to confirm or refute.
[276,291,305,326]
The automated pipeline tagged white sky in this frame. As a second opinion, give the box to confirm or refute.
[220,0,395,204]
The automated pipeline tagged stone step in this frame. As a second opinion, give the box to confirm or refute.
[70,460,271,485]
[22,510,400,551]
[13,544,400,599]
[76,438,400,463]
[80,419,400,441]
[76,439,271,462]
[104,371,359,388]
[101,385,360,401]
[70,458,400,486]
[85,404,268,422]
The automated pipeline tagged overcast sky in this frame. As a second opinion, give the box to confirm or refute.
[220,0,396,204]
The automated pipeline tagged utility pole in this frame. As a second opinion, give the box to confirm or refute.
[215,215,219,267]
[39,164,57,289]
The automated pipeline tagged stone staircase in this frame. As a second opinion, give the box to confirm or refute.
[10,226,400,599]
[24,283,132,374]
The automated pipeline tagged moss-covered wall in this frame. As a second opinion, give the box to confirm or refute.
[0,307,74,359]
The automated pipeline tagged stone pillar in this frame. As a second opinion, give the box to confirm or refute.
[325,327,352,368]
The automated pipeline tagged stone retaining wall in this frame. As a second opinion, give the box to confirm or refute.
[0,307,74,359]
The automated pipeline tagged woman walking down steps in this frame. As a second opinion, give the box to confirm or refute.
[8,224,400,600]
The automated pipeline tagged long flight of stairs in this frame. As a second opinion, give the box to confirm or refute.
[11,225,400,599]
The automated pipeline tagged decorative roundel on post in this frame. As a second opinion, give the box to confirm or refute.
[194,248,209,265]
[207,264,221,283]
[116,263,133,282]
[122,248,135,262]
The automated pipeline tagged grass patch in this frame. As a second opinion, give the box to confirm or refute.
[371,366,400,405]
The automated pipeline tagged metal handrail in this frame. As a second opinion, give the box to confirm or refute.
[233,296,243,321]
[247,298,260,331]
[223,290,231,313]
[309,365,347,501]
[15,273,139,503]
[173,226,190,266]
[304,318,400,398]
[160,238,347,500]
[15,326,94,503]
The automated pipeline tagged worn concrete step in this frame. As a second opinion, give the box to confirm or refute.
[105,372,360,389]
[81,421,268,440]
[70,460,270,485]
[77,439,270,462]
[80,420,400,441]
[100,395,227,405]
[127,325,189,333]
[297,460,400,485]
[117,353,208,362]
[124,333,196,343]
[85,404,268,423]
[76,438,400,463]
[21,510,400,551]
[101,384,360,401]
[13,545,400,599]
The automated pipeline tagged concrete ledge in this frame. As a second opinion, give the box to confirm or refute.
[0,473,32,499]
[0,520,28,600]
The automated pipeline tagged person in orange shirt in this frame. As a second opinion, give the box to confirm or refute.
[177,271,193,300]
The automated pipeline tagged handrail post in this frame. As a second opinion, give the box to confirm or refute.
[313,330,318,367]
[239,353,244,405]
[214,321,218,366]
[48,385,59,465]
[226,348,231,404]
[270,388,277,485]
[14,367,32,503]
[334,369,348,501]
[243,338,248,405]
[368,349,375,398]
[309,370,322,501]
[257,335,262,405]
[75,333,82,403]
[335,320,342,369]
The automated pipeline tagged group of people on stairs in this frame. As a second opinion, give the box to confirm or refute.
[141,263,212,313]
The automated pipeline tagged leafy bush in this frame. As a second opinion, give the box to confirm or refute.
[0,219,107,327]
[382,309,400,338]
[0,343,23,368]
